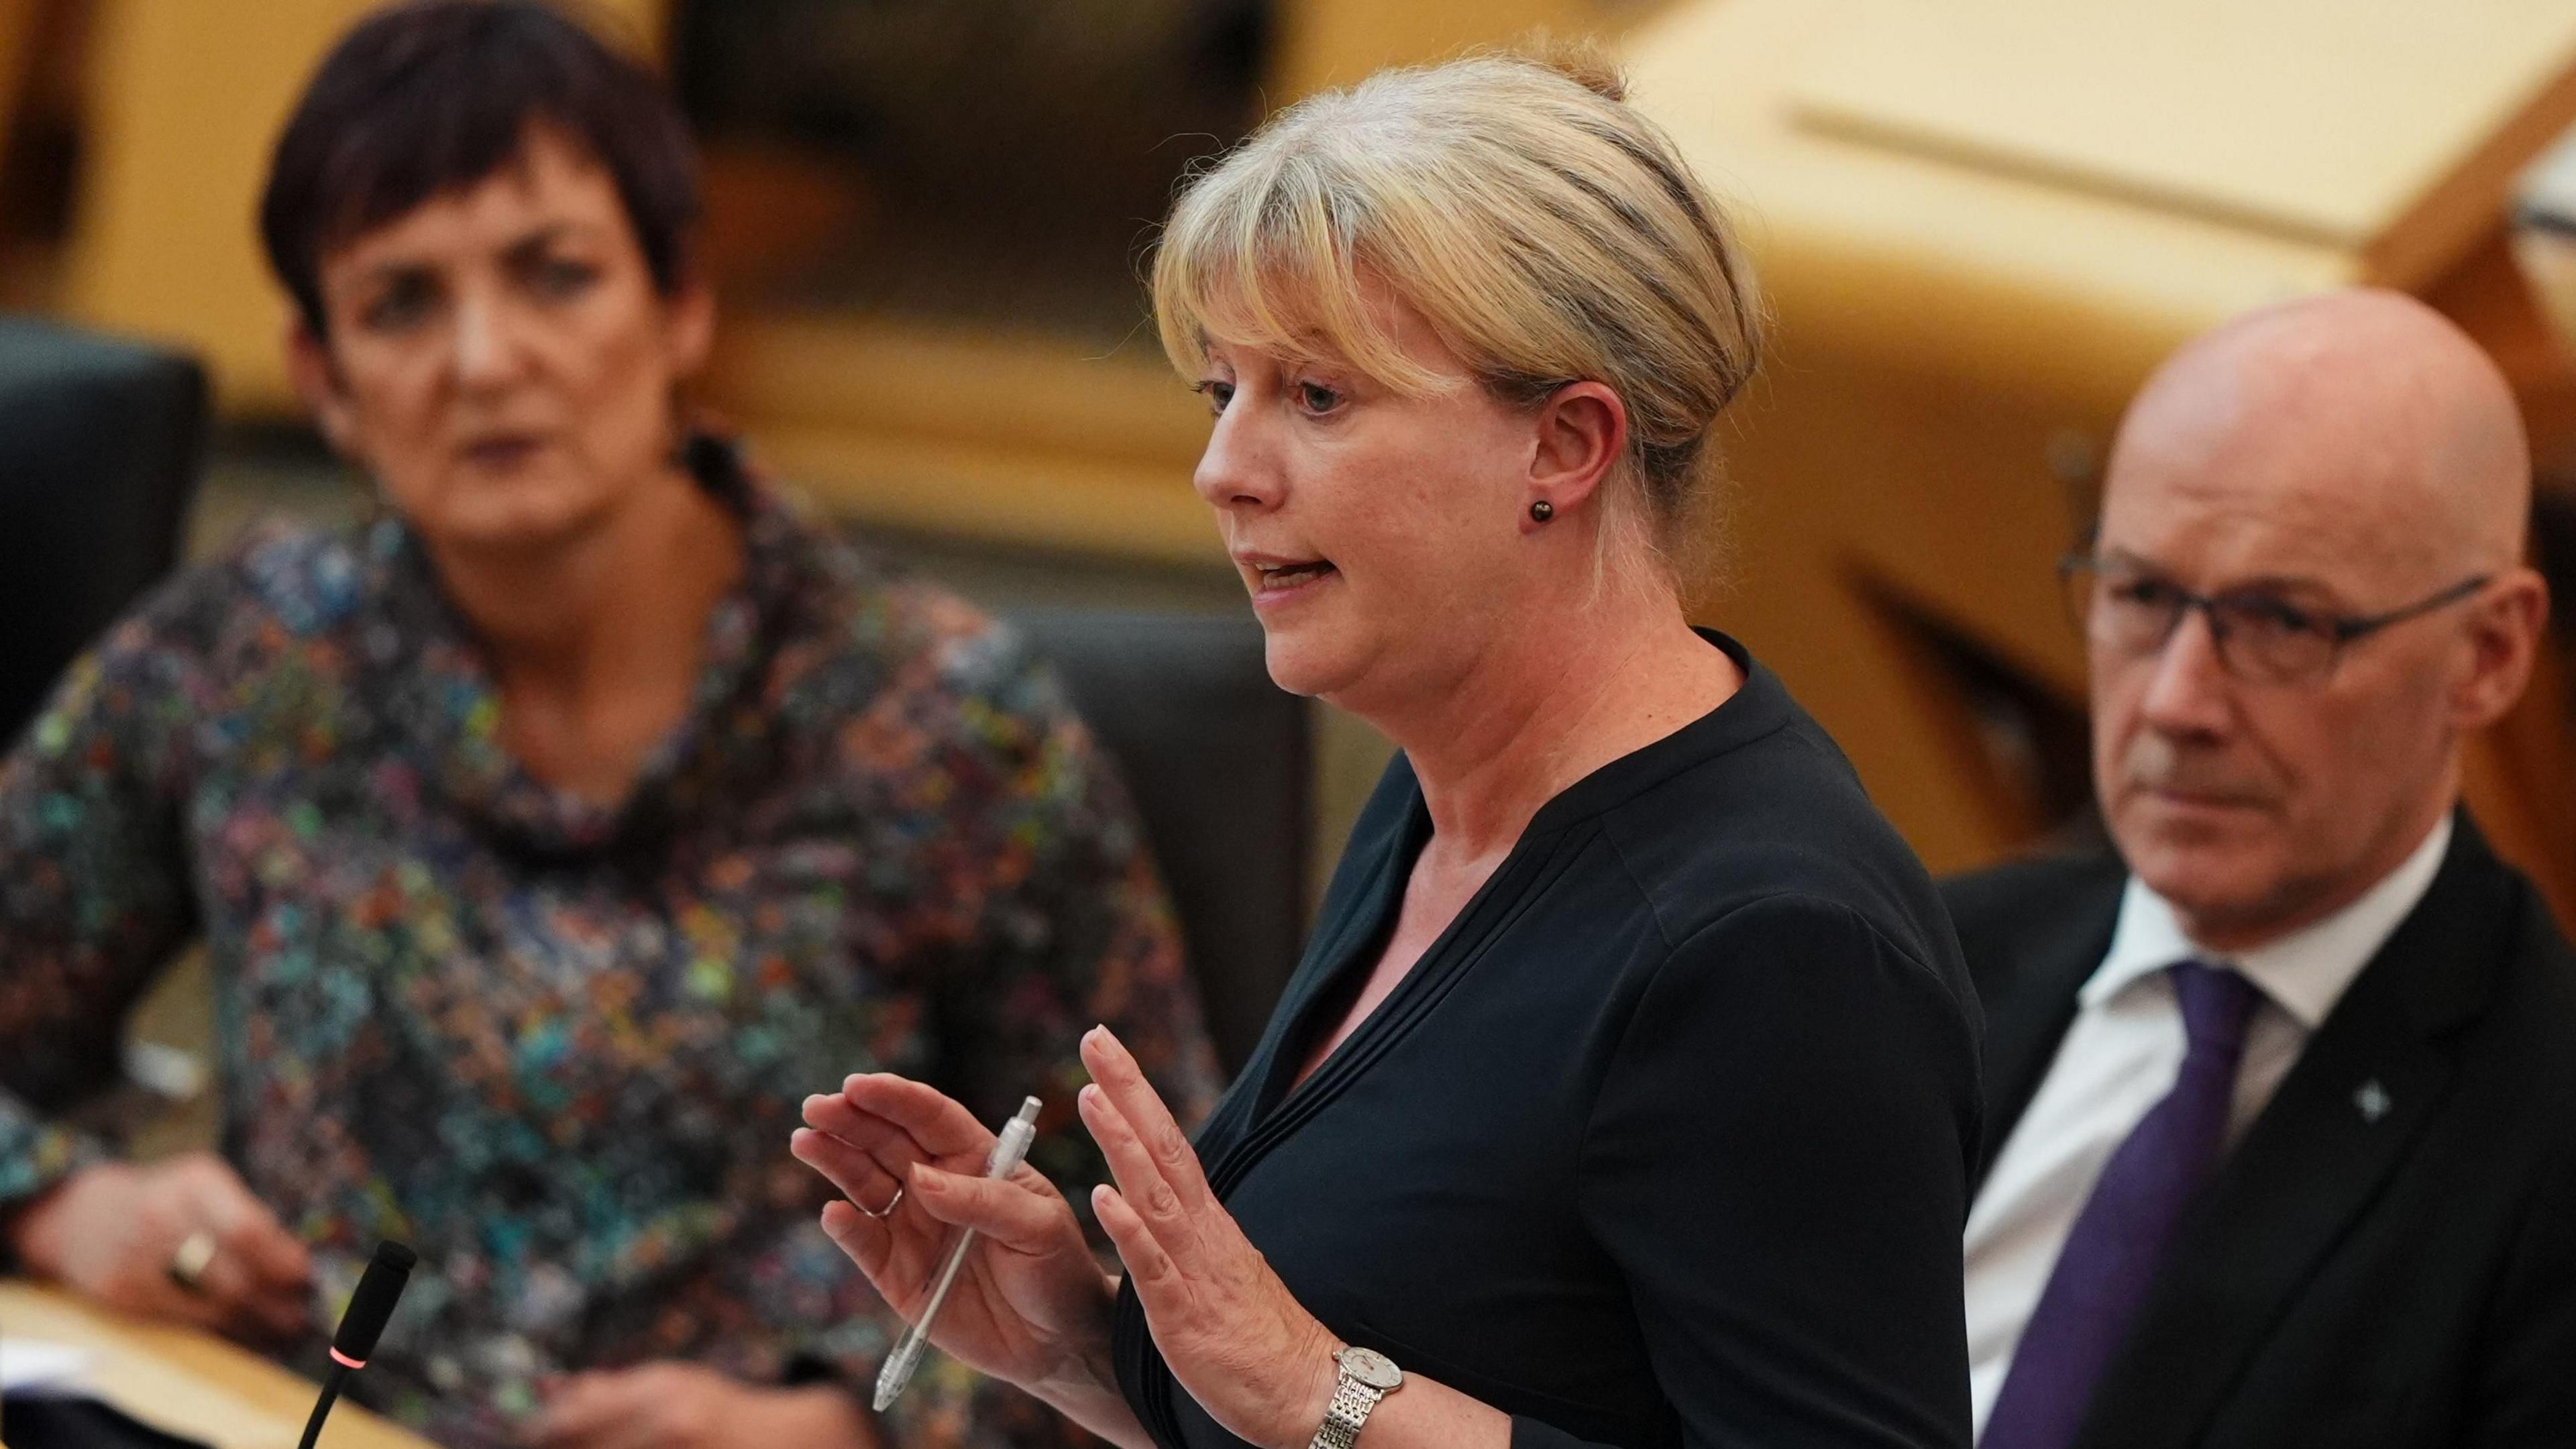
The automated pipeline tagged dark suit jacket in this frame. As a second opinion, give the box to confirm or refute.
[1946,814,2576,1448]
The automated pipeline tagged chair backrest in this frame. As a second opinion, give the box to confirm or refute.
[1004,608,1307,1073]
[0,316,207,748]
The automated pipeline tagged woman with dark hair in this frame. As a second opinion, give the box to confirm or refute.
[0,5,1216,1447]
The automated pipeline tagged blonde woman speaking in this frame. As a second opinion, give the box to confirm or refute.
[796,50,1979,1449]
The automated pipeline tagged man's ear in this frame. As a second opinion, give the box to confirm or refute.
[2454,565,2550,731]
[1526,380,1627,527]
[284,319,362,458]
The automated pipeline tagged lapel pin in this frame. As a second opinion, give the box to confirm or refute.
[2355,1079,2392,1124]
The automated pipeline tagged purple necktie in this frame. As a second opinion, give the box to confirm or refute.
[1982,960,2263,1449]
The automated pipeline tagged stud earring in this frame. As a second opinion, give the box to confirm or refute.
[1529,500,1555,523]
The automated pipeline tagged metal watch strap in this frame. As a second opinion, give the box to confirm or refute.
[1307,1375,1386,1449]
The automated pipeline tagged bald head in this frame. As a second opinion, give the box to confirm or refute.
[2109,288,2528,583]
[2088,286,2549,952]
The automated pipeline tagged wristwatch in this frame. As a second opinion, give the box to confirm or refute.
[1307,1345,1403,1449]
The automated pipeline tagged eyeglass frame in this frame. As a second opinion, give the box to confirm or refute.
[2056,552,2492,684]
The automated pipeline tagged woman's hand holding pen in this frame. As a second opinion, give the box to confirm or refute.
[790,1075,1144,1443]
[799,1034,1508,1449]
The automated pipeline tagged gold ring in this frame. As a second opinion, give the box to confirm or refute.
[856,1183,905,1220]
[167,1230,218,1293]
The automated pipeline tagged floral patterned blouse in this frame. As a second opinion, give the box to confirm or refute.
[0,439,1220,1448]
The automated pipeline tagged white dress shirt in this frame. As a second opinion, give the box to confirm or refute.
[1962,818,2453,1436]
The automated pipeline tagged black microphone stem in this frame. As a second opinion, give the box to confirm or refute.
[298,1363,352,1449]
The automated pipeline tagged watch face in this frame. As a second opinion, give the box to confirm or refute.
[1338,1347,1402,1391]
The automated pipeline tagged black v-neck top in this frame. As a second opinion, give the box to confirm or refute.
[1110,634,1980,1449]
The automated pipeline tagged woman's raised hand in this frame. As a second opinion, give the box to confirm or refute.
[1078,1027,1342,1449]
[792,1075,1132,1429]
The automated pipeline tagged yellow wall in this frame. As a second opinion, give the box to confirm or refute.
[1269,0,1613,97]
[0,0,36,165]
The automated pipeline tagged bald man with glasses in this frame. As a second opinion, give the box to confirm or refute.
[1951,288,2576,1449]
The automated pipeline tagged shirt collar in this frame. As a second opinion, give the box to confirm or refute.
[2082,814,2454,1028]
[367,432,803,854]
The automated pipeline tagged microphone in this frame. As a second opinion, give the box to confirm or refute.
[299,1240,416,1449]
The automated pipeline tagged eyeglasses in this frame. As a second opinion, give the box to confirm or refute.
[2058,555,2491,685]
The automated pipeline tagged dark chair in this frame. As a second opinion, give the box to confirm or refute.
[1006,608,1308,1073]
[0,315,207,749]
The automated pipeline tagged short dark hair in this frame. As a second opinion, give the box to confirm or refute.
[259,0,701,336]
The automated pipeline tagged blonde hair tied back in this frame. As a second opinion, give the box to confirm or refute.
[1150,44,1766,589]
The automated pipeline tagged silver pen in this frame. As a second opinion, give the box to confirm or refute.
[874,1095,1044,1413]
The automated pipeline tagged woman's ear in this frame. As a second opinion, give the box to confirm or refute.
[663,276,718,380]
[1527,381,1627,523]
[284,319,362,459]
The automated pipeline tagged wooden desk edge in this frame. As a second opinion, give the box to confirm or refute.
[0,1281,432,1449]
